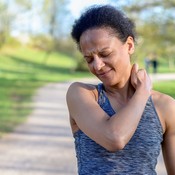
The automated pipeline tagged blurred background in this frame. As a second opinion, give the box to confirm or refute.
[0,0,174,174]
[1,0,174,134]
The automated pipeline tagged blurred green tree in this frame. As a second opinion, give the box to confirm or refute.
[40,0,71,63]
[0,1,12,47]
[0,0,32,48]
[110,0,175,69]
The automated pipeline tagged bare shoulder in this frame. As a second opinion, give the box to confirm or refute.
[66,82,99,117]
[66,81,98,101]
[151,90,175,133]
[152,90,175,110]
[66,82,99,133]
[67,81,97,92]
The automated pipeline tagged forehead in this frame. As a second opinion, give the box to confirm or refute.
[79,28,118,53]
[80,27,115,42]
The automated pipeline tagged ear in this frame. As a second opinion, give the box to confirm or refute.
[126,36,135,55]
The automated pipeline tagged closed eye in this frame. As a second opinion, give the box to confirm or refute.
[99,52,111,58]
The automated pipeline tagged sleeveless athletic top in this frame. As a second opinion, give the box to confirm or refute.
[73,83,163,175]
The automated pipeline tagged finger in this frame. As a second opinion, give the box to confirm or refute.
[131,63,139,88]
[137,69,145,81]
[131,63,138,74]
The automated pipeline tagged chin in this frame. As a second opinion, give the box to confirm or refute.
[100,78,116,86]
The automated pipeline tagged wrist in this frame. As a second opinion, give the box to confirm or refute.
[135,88,150,100]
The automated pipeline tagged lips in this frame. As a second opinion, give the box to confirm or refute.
[98,69,112,76]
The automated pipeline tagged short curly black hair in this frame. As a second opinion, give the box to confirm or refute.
[71,5,136,47]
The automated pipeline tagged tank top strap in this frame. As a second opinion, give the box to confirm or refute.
[97,83,115,117]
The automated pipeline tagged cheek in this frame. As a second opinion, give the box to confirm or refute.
[111,54,130,71]
[115,49,130,64]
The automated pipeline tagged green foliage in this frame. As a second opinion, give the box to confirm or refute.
[1,0,175,71]
[15,0,32,10]
[41,0,71,38]
[0,45,174,135]
[0,2,13,47]
[30,35,54,51]
[29,35,89,71]
[110,0,175,70]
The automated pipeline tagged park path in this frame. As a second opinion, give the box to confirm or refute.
[0,73,174,175]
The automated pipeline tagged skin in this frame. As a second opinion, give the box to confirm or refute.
[66,28,175,174]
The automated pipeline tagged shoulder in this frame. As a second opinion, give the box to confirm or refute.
[66,82,98,103]
[67,81,97,91]
[152,89,174,101]
[152,93,175,174]
[151,90,175,133]
[151,90,175,111]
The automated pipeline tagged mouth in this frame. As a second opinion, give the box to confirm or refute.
[98,69,112,76]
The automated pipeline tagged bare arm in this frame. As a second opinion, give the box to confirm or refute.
[161,95,175,175]
[66,66,152,151]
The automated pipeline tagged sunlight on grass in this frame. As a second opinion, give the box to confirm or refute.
[153,81,175,98]
[0,46,91,134]
[0,45,173,135]
[1,46,76,68]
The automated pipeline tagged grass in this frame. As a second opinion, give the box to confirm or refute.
[153,81,175,98]
[0,45,174,135]
[0,45,91,135]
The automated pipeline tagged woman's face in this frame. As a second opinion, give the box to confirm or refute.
[79,28,135,87]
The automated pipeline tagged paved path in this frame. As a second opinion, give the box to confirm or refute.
[0,74,174,175]
[0,82,76,175]
[150,73,175,81]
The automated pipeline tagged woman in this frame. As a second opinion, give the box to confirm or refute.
[66,5,175,175]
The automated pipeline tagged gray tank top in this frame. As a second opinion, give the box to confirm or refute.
[74,83,163,175]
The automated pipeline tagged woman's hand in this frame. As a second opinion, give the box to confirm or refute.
[131,63,152,95]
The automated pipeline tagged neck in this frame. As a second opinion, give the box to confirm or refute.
[104,65,135,102]
[105,80,134,102]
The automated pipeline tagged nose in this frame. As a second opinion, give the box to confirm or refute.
[93,56,105,71]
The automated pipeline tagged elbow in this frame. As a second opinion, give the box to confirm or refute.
[105,135,127,152]
[109,141,126,152]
